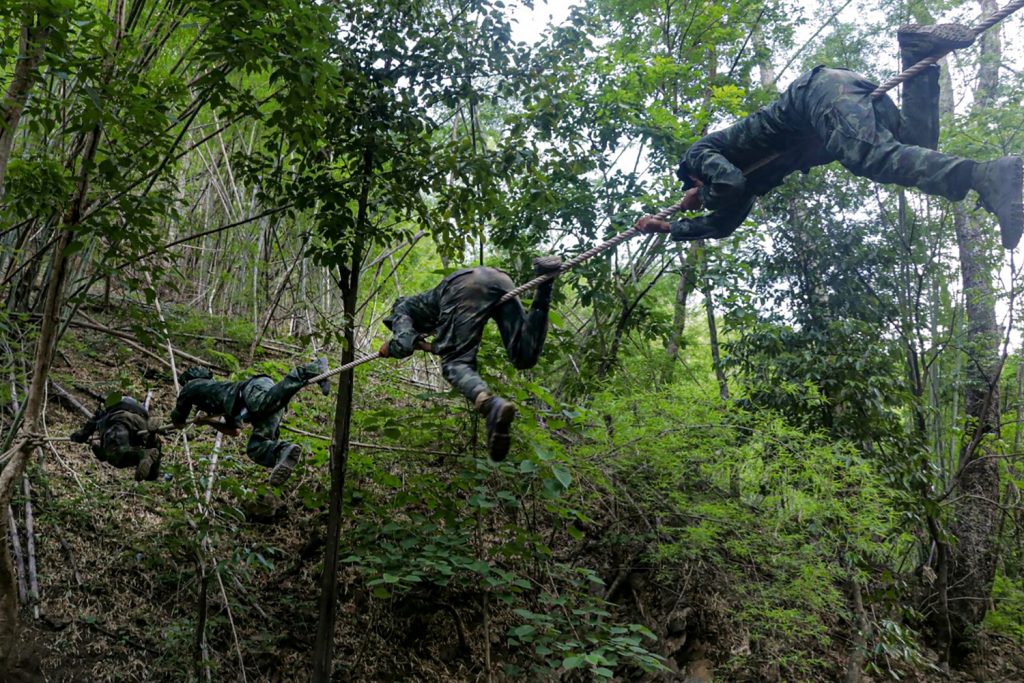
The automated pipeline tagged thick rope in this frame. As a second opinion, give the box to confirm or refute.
[870,0,1024,98]
[305,351,382,386]
[498,197,690,304]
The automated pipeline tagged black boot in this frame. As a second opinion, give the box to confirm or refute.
[973,157,1024,249]
[897,23,974,65]
[477,394,516,462]
[135,448,162,482]
[269,444,302,487]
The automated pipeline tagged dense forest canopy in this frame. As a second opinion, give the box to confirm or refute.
[1,0,1024,680]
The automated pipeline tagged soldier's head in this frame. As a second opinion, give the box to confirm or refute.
[382,297,408,331]
[178,366,214,387]
[675,153,703,190]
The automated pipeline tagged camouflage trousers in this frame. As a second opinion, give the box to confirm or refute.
[93,420,160,479]
[241,362,320,467]
[435,268,552,403]
[802,67,972,200]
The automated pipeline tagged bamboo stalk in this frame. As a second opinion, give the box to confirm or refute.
[6,506,28,605]
[22,475,39,619]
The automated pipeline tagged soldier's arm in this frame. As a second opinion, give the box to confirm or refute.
[669,197,754,241]
[385,292,433,359]
[169,384,198,426]
[70,409,102,443]
[685,142,747,211]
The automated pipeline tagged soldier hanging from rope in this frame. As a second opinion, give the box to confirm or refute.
[169,360,331,487]
[70,395,163,482]
[634,25,1024,249]
[380,256,563,461]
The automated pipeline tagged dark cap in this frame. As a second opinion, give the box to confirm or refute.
[676,155,699,190]
[178,366,214,386]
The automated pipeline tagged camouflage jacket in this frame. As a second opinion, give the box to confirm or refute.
[71,396,151,442]
[384,267,500,358]
[672,65,845,240]
[170,378,247,428]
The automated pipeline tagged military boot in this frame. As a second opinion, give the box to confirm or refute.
[897,24,975,65]
[312,357,331,396]
[533,255,563,276]
[475,392,516,462]
[135,448,162,482]
[269,444,302,487]
[972,156,1024,249]
[532,255,563,303]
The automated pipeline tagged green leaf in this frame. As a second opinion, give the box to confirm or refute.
[552,464,572,489]
[562,655,584,670]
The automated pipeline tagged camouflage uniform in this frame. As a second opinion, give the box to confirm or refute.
[170,361,322,468]
[71,396,162,481]
[384,267,553,403]
[671,65,973,240]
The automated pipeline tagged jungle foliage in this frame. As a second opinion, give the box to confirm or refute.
[1,0,1024,680]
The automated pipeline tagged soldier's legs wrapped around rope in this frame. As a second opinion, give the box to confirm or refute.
[493,256,560,370]
[241,361,322,419]
[433,269,519,461]
[803,68,974,201]
[896,23,974,150]
[434,268,501,403]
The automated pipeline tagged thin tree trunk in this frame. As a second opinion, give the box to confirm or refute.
[699,244,729,400]
[933,0,1004,656]
[311,148,372,680]
[666,242,699,361]
[0,13,51,198]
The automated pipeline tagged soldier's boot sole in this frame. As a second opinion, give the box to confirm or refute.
[269,446,301,487]
[974,156,1024,249]
[897,23,975,61]
[135,450,161,482]
[313,357,331,396]
[486,402,516,462]
[533,255,563,276]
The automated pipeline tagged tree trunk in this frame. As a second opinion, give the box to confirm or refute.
[0,13,51,198]
[699,244,729,400]
[311,149,372,680]
[666,242,699,361]
[933,0,1004,657]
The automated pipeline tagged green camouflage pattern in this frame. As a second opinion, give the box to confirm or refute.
[73,402,161,475]
[385,267,552,402]
[172,362,321,468]
[671,65,973,240]
[239,363,319,467]
[170,377,245,427]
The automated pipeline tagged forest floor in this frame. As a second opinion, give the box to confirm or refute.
[9,315,1024,682]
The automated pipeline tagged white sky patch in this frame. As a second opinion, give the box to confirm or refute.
[510,0,577,44]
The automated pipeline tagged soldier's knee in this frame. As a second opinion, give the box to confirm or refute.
[441,362,465,383]
[246,438,277,468]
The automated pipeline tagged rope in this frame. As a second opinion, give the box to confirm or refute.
[870,0,1024,98]
[305,351,382,386]
[498,197,690,304]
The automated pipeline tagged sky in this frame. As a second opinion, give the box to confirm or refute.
[510,0,576,44]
